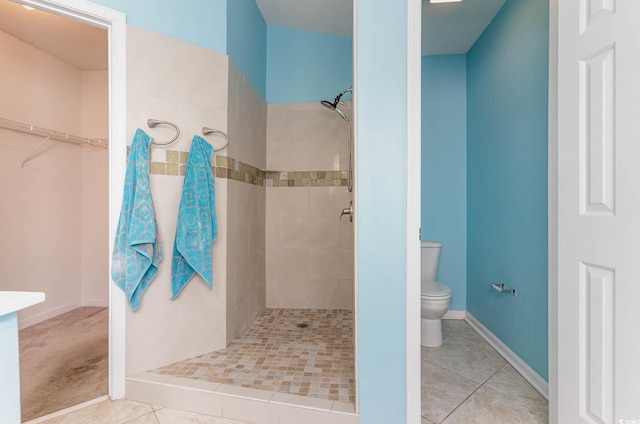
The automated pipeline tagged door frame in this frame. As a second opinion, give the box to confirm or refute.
[405,0,560,422]
[406,0,422,423]
[14,0,127,399]
[547,0,559,422]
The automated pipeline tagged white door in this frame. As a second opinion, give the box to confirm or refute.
[17,0,127,399]
[557,1,640,423]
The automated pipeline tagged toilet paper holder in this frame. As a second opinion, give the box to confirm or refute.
[491,282,517,296]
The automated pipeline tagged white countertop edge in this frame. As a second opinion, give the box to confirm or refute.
[0,291,45,316]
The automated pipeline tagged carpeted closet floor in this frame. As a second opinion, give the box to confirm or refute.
[19,307,109,422]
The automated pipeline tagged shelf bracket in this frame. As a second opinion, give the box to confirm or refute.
[21,133,53,168]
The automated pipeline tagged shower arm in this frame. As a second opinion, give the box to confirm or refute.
[340,87,353,96]
[334,88,353,104]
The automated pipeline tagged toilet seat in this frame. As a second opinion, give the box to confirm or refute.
[421,280,451,298]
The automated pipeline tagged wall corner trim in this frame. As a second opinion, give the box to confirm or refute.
[442,310,466,320]
[465,312,549,400]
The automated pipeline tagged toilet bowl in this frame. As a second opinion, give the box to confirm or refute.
[420,241,452,348]
[421,280,452,347]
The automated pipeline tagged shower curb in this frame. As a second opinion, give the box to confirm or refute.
[125,373,359,424]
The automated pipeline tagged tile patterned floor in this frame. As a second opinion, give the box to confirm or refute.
[421,320,549,424]
[151,308,355,403]
[31,318,550,424]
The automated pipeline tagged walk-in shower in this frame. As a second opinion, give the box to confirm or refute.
[321,87,353,192]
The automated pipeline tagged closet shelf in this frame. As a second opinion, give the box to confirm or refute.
[0,116,109,149]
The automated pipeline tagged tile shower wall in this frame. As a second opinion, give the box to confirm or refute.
[266,103,354,310]
[226,60,267,342]
[125,25,229,375]
[125,26,269,370]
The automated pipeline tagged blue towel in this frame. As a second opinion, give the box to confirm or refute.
[111,129,163,311]
[171,135,218,298]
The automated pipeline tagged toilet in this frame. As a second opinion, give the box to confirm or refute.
[421,241,452,347]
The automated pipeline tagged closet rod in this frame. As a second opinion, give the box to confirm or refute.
[0,116,109,148]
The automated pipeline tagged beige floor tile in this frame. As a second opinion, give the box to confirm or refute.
[38,399,153,424]
[441,386,548,424]
[421,361,481,423]
[421,321,549,423]
[441,320,486,344]
[422,322,506,384]
[154,407,250,423]
[124,412,160,423]
[485,364,548,411]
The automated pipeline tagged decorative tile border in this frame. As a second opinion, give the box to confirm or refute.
[265,171,348,187]
[149,149,188,176]
[214,155,265,186]
[139,149,348,188]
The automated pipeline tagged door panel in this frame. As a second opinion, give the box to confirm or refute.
[558,0,640,422]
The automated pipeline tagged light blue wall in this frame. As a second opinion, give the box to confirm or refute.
[266,26,352,104]
[0,313,21,423]
[356,1,407,422]
[92,0,351,106]
[422,55,467,311]
[227,0,267,99]
[467,0,549,379]
[90,0,227,54]
[95,0,267,98]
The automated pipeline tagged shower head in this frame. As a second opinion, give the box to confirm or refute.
[321,87,353,123]
[321,87,353,111]
[321,100,349,123]
[321,100,336,110]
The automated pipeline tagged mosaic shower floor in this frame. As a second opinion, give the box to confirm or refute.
[151,308,355,403]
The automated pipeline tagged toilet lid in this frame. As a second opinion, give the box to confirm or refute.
[421,280,451,298]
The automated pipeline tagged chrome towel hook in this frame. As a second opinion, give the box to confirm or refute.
[147,119,180,145]
[202,127,230,152]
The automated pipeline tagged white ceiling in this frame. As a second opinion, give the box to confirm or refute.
[0,0,505,71]
[0,0,107,71]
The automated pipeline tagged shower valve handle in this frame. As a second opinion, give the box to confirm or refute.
[340,201,353,223]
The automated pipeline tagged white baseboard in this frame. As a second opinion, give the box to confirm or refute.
[82,299,109,308]
[18,299,109,329]
[443,310,466,320]
[465,312,549,400]
[18,301,81,329]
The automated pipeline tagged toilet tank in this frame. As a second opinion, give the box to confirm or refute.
[421,241,442,281]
